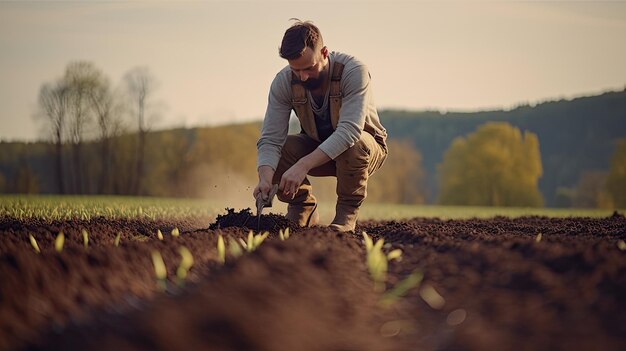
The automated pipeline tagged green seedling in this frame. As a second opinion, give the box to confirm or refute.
[228,237,243,258]
[279,227,290,241]
[114,232,121,247]
[363,232,388,292]
[253,231,269,248]
[420,283,445,310]
[362,231,408,295]
[157,229,164,241]
[380,270,423,307]
[237,231,269,252]
[217,234,225,264]
[55,231,65,252]
[29,233,41,254]
[238,237,247,250]
[82,229,89,248]
[535,232,542,243]
[387,249,403,262]
[151,250,167,291]
[171,228,180,237]
[176,246,194,286]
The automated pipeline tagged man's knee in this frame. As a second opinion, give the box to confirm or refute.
[335,132,386,175]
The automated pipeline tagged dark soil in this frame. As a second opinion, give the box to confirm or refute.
[1,211,625,351]
[209,208,298,232]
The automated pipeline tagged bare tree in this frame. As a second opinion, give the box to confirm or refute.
[124,66,158,196]
[37,80,69,193]
[89,77,123,193]
[65,62,93,193]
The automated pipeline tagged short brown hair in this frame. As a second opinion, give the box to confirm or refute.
[279,19,323,60]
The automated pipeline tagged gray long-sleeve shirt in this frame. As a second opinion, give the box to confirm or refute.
[257,51,387,170]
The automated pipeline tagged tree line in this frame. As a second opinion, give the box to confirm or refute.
[379,89,626,206]
[1,62,624,208]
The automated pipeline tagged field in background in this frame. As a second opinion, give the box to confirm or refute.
[0,195,619,223]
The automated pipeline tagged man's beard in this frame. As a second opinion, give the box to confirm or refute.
[301,69,326,90]
[302,77,323,90]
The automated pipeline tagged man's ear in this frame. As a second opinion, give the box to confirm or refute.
[321,46,329,58]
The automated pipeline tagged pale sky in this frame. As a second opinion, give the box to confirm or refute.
[1,0,625,141]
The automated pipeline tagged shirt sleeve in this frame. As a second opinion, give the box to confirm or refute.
[318,63,371,160]
[257,72,292,171]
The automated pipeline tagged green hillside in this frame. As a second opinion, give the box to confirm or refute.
[380,89,626,206]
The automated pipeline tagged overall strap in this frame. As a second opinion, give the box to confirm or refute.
[329,62,344,129]
[291,73,319,142]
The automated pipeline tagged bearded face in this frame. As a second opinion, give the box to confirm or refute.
[288,46,329,91]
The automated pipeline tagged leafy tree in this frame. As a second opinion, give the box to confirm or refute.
[606,138,626,207]
[438,122,543,207]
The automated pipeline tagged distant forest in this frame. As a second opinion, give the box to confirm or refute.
[1,88,625,208]
[380,89,626,206]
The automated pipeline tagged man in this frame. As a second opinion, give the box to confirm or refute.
[254,20,388,232]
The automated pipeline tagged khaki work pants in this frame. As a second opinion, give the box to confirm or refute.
[272,131,387,212]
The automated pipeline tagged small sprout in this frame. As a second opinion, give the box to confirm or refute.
[55,232,65,253]
[157,229,164,241]
[387,249,403,262]
[238,238,247,250]
[29,234,41,254]
[246,230,254,252]
[151,250,167,291]
[363,231,373,251]
[176,246,194,286]
[535,233,542,243]
[363,232,388,292]
[279,227,290,241]
[243,230,269,252]
[82,229,89,248]
[171,228,180,237]
[228,237,243,258]
[217,234,225,264]
[420,283,445,310]
[114,232,121,247]
[617,240,626,251]
[253,231,269,248]
[380,270,423,306]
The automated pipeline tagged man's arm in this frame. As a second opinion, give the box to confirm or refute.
[255,71,292,199]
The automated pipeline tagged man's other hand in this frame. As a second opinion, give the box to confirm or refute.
[279,163,308,199]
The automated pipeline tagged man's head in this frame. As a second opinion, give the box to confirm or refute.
[279,19,329,90]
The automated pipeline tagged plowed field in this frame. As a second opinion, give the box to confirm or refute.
[1,211,625,351]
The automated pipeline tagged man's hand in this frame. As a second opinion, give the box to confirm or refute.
[253,166,275,200]
[279,148,332,198]
[279,162,309,199]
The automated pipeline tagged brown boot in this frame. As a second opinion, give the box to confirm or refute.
[286,203,319,227]
[329,204,359,232]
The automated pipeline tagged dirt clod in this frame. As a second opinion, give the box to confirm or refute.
[209,208,298,232]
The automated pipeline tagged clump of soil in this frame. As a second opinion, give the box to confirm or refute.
[209,208,298,232]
